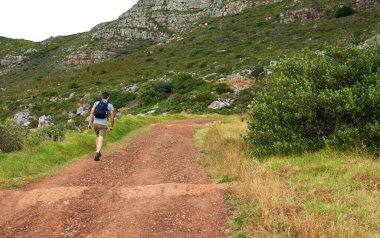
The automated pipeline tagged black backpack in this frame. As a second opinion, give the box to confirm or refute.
[94,101,109,119]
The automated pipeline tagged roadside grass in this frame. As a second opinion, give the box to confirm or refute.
[0,114,215,189]
[196,116,380,237]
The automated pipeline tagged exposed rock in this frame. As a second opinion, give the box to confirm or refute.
[364,35,380,46]
[91,0,282,42]
[23,48,38,55]
[358,35,380,49]
[67,119,75,124]
[254,0,283,6]
[224,74,255,94]
[268,8,325,24]
[147,110,156,115]
[270,60,278,66]
[315,50,325,57]
[76,105,90,116]
[14,110,33,127]
[38,115,54,128]
[126,84,139,93]
[208,98,234,109]
[68,112,76,119]
[354,0,380,10]
[66,50,116,65]
[118,107,129,113]
[1,55,25,67]
[115,112,123,118]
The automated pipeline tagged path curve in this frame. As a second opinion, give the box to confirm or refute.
[0,118,230,238]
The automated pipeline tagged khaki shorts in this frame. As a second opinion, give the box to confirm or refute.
[94,124,107,137]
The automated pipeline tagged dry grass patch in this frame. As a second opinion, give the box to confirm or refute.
[196,116,380,238]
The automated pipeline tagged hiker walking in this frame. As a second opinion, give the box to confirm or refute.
[88,92,114,161]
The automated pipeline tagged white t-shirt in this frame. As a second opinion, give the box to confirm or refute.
[93,101,114,126]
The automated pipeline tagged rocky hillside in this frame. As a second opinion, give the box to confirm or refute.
[0,0,274,76]
[1,0,378,76]
[0,0,379,124]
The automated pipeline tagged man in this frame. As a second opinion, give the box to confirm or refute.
[88,92,114,161]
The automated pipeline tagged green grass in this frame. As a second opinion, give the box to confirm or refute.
[0,114,210,188]
[195,116,380,237]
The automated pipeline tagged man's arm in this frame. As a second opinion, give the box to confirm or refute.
[109,110,115,131]
[88,105,96,129]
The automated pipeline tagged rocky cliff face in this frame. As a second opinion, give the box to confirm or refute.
[0,0,284,71]
[2,0,378,73]
[90,0,273,41]
[61,0,283,67]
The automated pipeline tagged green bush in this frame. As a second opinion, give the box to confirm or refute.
[247,45,380,157]
[22,125,65,149]
[0,120,23,152]
[214,83,233,95]
[68,83,80,89]
[335,5,356,18]
[109,91,135,109]
[172,73,206,94]
[136,80,173,105]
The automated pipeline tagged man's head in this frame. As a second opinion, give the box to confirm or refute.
[101,92,110,101]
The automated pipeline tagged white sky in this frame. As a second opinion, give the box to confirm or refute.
[0,0,139,42]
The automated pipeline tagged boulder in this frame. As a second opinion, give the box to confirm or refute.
[315,50,325,57]
[76,105,90,116]
[365,35,380,46]
[14,110,33,127]
[1,54,25,67]
[68,112,76,119]
[270,60,278,66]
[126,84,139,93]
[115,112,122,118]
[38,115,54,128]
[208,101,229,110]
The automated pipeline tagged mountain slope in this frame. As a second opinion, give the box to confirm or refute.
[0,0,259,78]
[0,0,379,121]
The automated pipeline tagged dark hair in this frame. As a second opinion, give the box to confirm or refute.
[101,92,110,99]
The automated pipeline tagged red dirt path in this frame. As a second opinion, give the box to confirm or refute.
[0,119,230,238]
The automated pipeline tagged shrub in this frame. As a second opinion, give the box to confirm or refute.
[23,125,65,149]
[109,91,136,109]
[0,119,23,152]
[68,83,80,89]
[171,73,206,94]
[214,83,233,95]
[335,5,356,18]
[185,62,196,69]
[247,45,380,157]
[136,80,173,105]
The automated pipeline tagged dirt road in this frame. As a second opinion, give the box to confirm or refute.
[0,119,230,238]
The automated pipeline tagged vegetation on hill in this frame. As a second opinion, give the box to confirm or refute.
[248,45,380,157]
[0,1,379,122]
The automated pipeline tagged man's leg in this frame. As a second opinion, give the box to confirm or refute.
[94,126,106,161]
[96,135,104,153]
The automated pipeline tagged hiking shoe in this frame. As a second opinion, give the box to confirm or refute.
[94,152,101,161]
